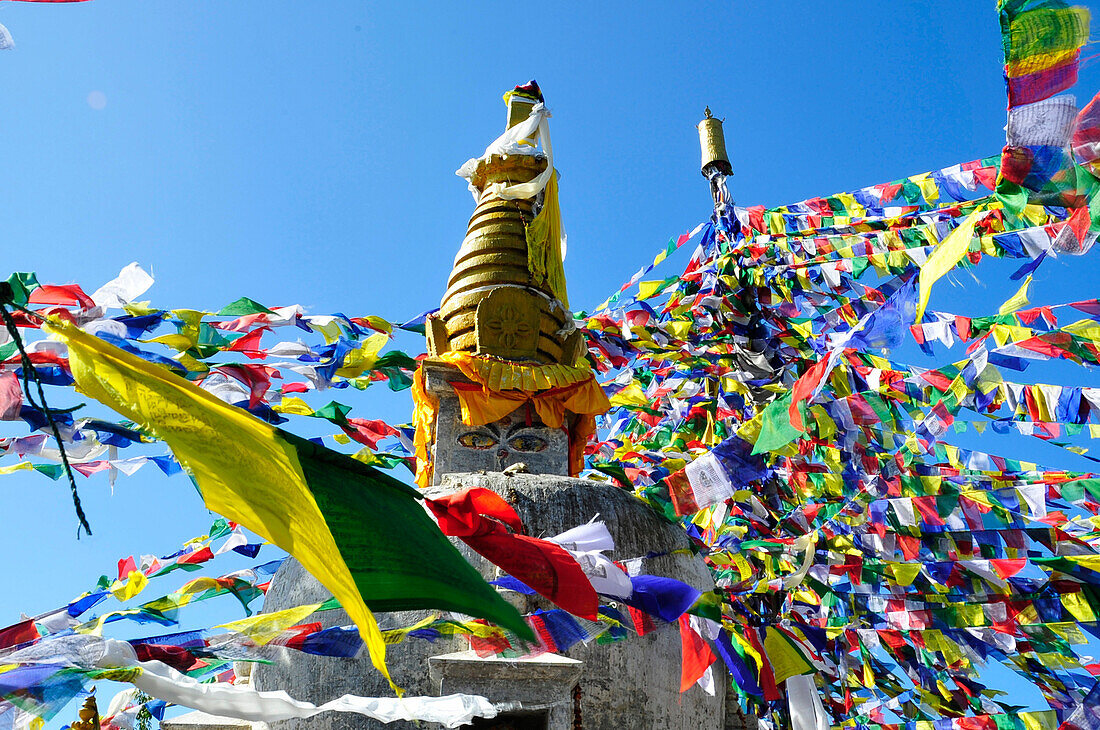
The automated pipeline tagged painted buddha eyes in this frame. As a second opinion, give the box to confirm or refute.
[507,434,548,453]
[456,429,549,453]
[457,431,497,449]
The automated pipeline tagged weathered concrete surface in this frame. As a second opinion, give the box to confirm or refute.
[251,562,465,730]
[251,473,751,729]
[422,362,573,483]
[433,473,725,730]
[429,651,582,729]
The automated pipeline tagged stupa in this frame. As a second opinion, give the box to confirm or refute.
[166,83,748,730]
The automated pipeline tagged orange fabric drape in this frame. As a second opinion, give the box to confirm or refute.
[411,353,610,487]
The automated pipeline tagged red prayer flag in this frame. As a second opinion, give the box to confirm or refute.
[913,496,946,527]
[216,364,277,408]
[1068,205,1091,244]
[339,417,397,449]
[789,356,833,431]
[626,604,657,636]
[678,614,716,693]
[0,619,38,650]
[133,643,207,673]
[427,488,598,620]
[225,327,269,359]
[0,371,22,420]
[27,284,94,308]
[177,546,215,566]
[117,555,137,581]
[666,468,699,517]
[280,622,323,650]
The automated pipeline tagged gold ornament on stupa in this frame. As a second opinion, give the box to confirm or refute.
[425,80,585,367]
[70,694,100,730]
[411,82,610,489]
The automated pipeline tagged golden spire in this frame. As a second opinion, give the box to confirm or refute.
[426,82,584,366]
[70,694,100,730]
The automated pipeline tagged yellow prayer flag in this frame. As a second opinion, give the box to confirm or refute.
[334,333,388,378]
[763,627,812,684]
[910,172,939,203]
[916,208,983,321]
[890,563,922,586]
[637,280,665,300]
[0,462,33,476]
[272,396,315,416]
[1066,319,1100,341]
[1022,712,1057,730]
[45,317,396,692]
[110,570,149,602]
[216,602,324,646]
[609,381,649,408]
[998,275,1033,315]
[141,334,195,352]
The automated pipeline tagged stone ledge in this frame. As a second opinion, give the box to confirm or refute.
[429,650,582,686]
[429,651,582,730]
[160,710,252,730]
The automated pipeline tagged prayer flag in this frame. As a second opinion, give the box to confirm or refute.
[620,575,701,623]
[999,274,1033,315]
[0,371,21,420]
[762,627,813,685]
[427,488,599,620]
[916,208,984,321]
[46,317,531,692]
[753,392,803,455]
[678,614,716,693]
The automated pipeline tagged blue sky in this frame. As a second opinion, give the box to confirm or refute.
[0,0,1099,723]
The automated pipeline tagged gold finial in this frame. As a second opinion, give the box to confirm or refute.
[70,693,100,730]
[505,79,544,133]
[697,108,732,178]
[507,95,538,134]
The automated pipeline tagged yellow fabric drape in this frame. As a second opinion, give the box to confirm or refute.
[525,171,569,308]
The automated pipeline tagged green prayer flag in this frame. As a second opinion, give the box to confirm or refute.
[207,518,232,539]
[379,367,413,392]
[4,272,39,307]
[1069,477,1100,500]
[374,351,418,371]
[686,591,724,622]
[752,392,802,455]
[217,297,275,316]
[278,430,528,632]
[313,401,353,424]
[995,181,1029,217]
[593,463,633,489]
[32,463,64,480]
